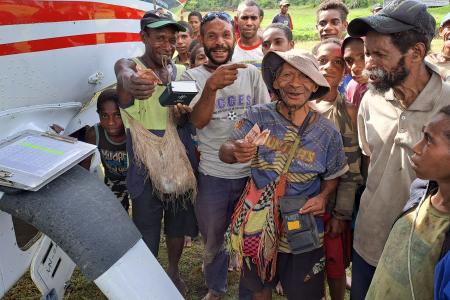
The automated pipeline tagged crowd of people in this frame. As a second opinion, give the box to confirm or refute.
[83,0,450,299]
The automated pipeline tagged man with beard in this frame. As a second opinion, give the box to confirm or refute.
[346,1,450,299]
[231,0,264,68]
[181,12,271,300]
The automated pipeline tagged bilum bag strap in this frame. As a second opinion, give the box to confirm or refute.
[282,111,313,174]
[276,111,313,197]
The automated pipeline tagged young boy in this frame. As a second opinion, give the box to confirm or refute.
[188,11,202,41]
[342,35,368,108]
[82,89,129,211]
[311,38,362,300]
[261,23,295,56]
[316,0,351,94]
[174,21,194,67]
[189,43,208,68]
[316,0,349,41]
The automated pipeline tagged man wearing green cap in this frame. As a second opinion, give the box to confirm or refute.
[347,1,450,298]
[114,11,197,296]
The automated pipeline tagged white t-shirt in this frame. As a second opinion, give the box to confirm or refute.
[231,40,264,69]
[181,64,270,179]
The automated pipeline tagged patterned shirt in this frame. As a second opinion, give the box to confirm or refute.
[231,103,349,252]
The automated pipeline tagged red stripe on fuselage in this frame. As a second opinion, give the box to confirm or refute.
[0,0,145,25]
[0,32,142,56]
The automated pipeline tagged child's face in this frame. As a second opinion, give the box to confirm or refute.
[315,42,345,89]
[440,23,450,57]
[99,101,124,137]
[193,47,208,67]
[176,31,193,55]
[262,28,294,55]
[188,16,201,33]
[316,9,347,40]
[343,39,368,84]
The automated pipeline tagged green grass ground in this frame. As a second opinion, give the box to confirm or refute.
[4,4,448,300]
[4,236,350,299]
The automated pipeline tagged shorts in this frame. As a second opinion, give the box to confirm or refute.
[323,213,352,279]
[240,248,325,300]
[132,181,198,256]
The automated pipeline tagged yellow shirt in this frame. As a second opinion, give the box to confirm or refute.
[366,194,450,300]
[120,59,186,130]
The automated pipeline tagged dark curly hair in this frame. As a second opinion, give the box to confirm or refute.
[388,29,432,55]
[264,23,293,42]
[316,0,349,22]
[312,38,342,56]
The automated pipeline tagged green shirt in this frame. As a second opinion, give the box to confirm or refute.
[366,195,450,300]
[121,59,186,130]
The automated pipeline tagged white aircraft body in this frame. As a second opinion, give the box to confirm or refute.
[0,1,185,299]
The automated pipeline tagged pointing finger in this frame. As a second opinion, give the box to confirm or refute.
[227,63,248,70]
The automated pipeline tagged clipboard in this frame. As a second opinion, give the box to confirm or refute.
[0,130,96,191]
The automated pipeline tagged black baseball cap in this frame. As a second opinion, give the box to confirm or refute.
[140,11,186,32]
[348,0,435,40]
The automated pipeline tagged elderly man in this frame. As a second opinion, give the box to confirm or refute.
[220,49,348,300]
[181,12,271,300]
[347,1,450,299]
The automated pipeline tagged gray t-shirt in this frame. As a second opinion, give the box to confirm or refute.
[181,64,271,179]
